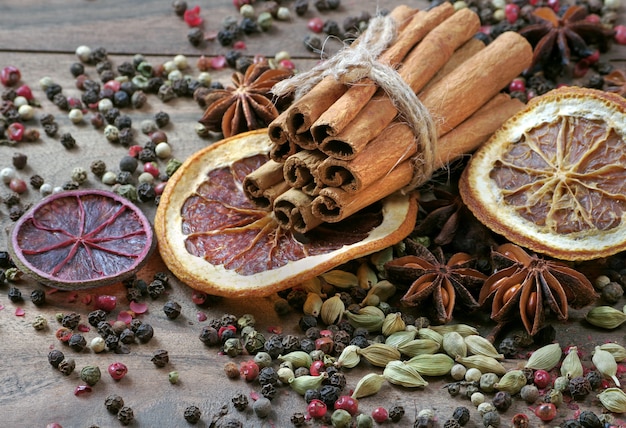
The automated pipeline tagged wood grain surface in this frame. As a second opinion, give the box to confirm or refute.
[1,1,626,427]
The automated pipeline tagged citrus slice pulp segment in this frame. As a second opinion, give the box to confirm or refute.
[9,189,156,289]
[459,87,626,260]
[155,129,417,298]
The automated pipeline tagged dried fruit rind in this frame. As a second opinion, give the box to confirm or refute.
[460,87,626,260]
[155,130,417,298]
[9,189,155,289]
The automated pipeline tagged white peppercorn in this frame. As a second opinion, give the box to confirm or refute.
[39,76,55,90]
[102,171,117,185]
[98,98,114,113]
[167,69,183,82]
[1,167,16,184]
[14,96,29,108]
[465,367,482,382]
[450,364,467,381]
[138,172,155,184]
[471,392,485,407]
[173,54,188,70]
[140,119,158,135]
[71,167,88,184]
[197,72,211,87]
[276,6,291,20]
[75,45,92,63]
[104,125,120,142]
[40,183,53,196]
[155,142,172,159]
[477,402,496,416]
[53,186,64,194]
[162,60,177,74]
[90,336,106,353]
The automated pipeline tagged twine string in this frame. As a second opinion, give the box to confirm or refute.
[272,14,438,190]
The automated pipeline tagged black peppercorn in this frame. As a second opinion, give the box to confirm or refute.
[232,393,249,411]
[45,84,63,101]
[452,406,470,426]
[117,61,135,78]
[59,133,76,149]
[327,372,347,390]
[126,286,143,302]
[7,286,22,302]
[258,367,279,386]
[319,385,341,407]
[298,315,318,332]
[163,300,182,319]
[114,114,132,130]
[146,77,164,94]
[303,388,321,404]
[184,405,201,424]
[70,62,85,77]
[99,69,116,83]
[113,90,130,108]
[263,334,284,359]
[52,93,69,110]
[29,174,44,189]
[314,0,329,11]
[187,28,204,46]
[569,376,592,399]
[217,29,236,47]
[105,334,120,351]
[30,288,46,306]
[585,370,603,390]
[492,391,512,411]
[118,127,134,147]
[562,420,583,428]
[443,419,461,428]
[58,358,76,375]
[303,35,323,53]
[323,20,342,38]
[48,349,65,368]
[68,333,87,352]
[294,0,308,15]
[62,181,80,191]
[61,313,81,329]
[9,205,25,221]
[261,383,278,400]
[154,111,170,128]
[97,320,115,337]
[199,326,220,346]
[0,251,13,269]
[119,328,135,344]
[151,349,169,367]
[105,394,125,414]
[147,279,166,299]
[138,147,157,163]
[119,155,138,173]
[135,323,154,343]
[172,0,187,16]
[117,406,134,426]
[239,17,259,35]
[12,153,27,170]
[116,171,133,185]
[137,182,156,202]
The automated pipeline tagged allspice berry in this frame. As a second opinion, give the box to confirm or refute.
[12,153,27,169]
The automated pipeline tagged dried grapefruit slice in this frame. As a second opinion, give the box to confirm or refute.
[9,189,155,289]
[460,87,626,261]
[155,129,417,298]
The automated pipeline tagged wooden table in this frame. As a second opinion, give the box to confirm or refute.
[1,1,626,427]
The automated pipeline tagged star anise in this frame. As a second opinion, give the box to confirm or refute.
[385,239,487,324]
[199,60,293,137]
[479,243,598,337]
[604,69,626,97]
[519,5,615,70]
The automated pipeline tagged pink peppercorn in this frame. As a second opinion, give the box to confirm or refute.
[372,407,389,423]
[615,25,626,45]
[184,5,203,27]
[309,359,326,376]
[143,162,160,178]
[95,295,117,312]
[307,399,327,419]
[74,385,92,396]
[7,122,25,142]
[15,84,33,100]
[509,78,526,93]
[239,360,259,381]
[1,66,21,87]
[504,3,519,24]
[9,178,27,194]
[307,17,324,33]
[108,362,128,380]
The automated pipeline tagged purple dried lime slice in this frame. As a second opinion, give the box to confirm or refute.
[9,189,155,289]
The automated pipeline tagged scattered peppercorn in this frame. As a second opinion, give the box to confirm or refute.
[184,405,202,424]
[135,323,154,343]
[48,349,65,368]
[58,358,76,376]
[117,406,134,426]
[151,349,169,367]
[163,300,182,319]
[59,133,76,149]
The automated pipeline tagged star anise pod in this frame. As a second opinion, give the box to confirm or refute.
[604,69,626,97]
[199,60,293,137]
[519,5,615,70]
[385,239,487,324]
[479,243,598,336]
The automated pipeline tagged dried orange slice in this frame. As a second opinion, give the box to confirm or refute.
[9,189,155,289]
[460,87,626,261]
[155,129,417,298]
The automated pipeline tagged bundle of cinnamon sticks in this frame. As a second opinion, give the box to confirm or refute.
[243,4,532,233]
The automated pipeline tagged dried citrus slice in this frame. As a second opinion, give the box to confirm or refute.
[155,129,417,298]
[9,189,155,289]
[459,87,626,261]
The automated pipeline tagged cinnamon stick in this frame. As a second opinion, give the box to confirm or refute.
[267,4,419,159]
[311,93,525,224]
[243,159,288,209]
[316,7,480,160]
[283,150,326,196]
[274,188,323,233]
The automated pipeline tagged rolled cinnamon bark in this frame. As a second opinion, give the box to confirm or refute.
[274,188,323,233]
[243,159,287,209]
[267,4,419,159]
[310,93,526,224]
[316,7,480,160]
[283,150,327,194]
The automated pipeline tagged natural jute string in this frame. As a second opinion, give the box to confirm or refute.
[271,13,438,190]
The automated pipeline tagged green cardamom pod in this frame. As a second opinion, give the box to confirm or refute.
[357,262,378,289]
[585,306,626,329]
[351,373,386,399]
[385,330,417,349]
[593,346,620,387]
[455,355,507,376]
[464,335,504,360]
[344,306,385,332]
[418,328,443,347]
[431,323,479,337]
[524,343,562,371]
[301,276,324,295]
[277,367,295,384]
[599,343,626,362]
[397,339,440,358]
[442,331,467,359]
[494,369,527,394]
[383,360,428,388]
[336,345,361,369]
[321,270,358,289]
[303,292,323,317]
[382,312,406,337]
[407,353,455,377]
[278,351,312,368]
[361,280,396,307]
[320,295,345,326]
[560,346,583,379]
[598,388,626,413]
[289,373,326,395]
[371,246,393,274]
[357,343,401,368]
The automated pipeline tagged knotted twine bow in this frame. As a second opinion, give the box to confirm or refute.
[272,13,438,190]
